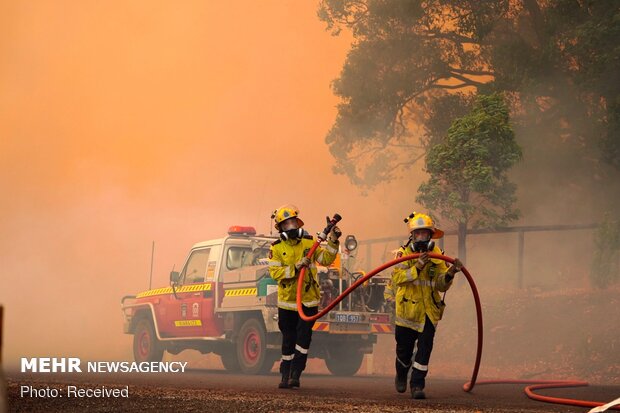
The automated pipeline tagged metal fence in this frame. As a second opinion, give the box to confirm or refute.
[358,223,598,288]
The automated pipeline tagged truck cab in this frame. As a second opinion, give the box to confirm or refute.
[121,226,393,376]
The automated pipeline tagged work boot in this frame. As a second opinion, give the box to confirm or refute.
[279,359,291,389]
[395,375,407,393]
[278,374,289,389]
[411,386,426,399]
[395,357,410,394]
[288,370,301,388]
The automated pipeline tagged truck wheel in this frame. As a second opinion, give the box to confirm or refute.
[220,349,240,372]
[133,318,164,363]
[325,350,363,376]
[236,318,266,375]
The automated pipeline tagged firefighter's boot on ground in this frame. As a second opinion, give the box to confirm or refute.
[278,375,289,389]
[394,358,409,393]
[411,387,426,399]
[278,362,290,389]
[288,370,301,388]
[395,375,407,393]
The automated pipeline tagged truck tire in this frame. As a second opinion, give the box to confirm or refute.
[133,318,164,363]
[325,350,364,376]
[236,318,267,375]
[220,349,240,372]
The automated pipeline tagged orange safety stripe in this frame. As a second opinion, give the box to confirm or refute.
[312,322,330,332]
[371,324,394,334]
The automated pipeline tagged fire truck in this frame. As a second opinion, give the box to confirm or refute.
[121,226,393,376]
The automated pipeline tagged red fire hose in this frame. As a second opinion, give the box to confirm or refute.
[295,237,619,411]
[296,241,482,391]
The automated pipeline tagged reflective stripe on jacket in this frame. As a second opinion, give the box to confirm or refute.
[268,236,338,310]
[391,244,453,331]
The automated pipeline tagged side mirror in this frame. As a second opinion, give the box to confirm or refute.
[170,271,180,284]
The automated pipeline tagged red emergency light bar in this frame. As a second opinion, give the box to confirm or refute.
[228,226,257,236]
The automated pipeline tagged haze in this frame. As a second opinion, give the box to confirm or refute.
[1,0,615,384]
[0,1,416,367]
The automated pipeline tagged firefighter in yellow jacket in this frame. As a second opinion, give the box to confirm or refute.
[392,212,463,399]
[268,205,340,389]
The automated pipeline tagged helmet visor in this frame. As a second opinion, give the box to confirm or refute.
[279,217,301,231]
[412,229,432,242]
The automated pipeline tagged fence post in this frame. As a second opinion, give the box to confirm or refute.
[0,305,6,413]
[0,305,3,365]
[517,230,524,289]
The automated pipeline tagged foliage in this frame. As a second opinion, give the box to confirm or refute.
[318,0,620,191]
[590,215,620,289]
[416,93,521,229]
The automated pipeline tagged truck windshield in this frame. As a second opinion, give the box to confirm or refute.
[226,241,271,271]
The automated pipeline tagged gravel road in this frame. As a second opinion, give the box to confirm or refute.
[7,369,620,412]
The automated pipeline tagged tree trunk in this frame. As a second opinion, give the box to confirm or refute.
[522,0,545,45]
[457,222,467,264]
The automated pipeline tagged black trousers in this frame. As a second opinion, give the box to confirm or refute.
[395,316,436,389]
[278,306,318,378]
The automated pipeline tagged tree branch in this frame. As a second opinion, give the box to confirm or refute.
[391,153,426,170]
[429,83,475,90]
[420,29,478,44]
[449,67,495,77]
[448,72,488,87]
[345,141,388,161]
[390,142,424,149]
[395,105,407,136]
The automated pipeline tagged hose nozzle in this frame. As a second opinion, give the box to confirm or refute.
[318,213,342,241]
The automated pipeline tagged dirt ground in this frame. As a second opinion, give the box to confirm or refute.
[7,371,620,413]
[5,286,619,412]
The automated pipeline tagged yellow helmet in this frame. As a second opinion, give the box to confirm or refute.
[404,212,444,239]
[271,204,305,230]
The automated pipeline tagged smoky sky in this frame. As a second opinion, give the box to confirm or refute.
[0,1,417,367]
[0,1,613,377]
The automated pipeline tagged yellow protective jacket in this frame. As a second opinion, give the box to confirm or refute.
[392,243,453,332]
[268,235,339,311]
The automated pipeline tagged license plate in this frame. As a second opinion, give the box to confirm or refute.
[334,313,362,323]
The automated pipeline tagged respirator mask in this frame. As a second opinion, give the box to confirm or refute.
[411,229,434,252]
[280,228,303,241]
[413,240,435,253]
[279,218,303,241]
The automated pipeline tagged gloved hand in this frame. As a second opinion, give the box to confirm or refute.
[328,225,342,243]
[295,256,311,270]
[415,252,429,270]
[446,258,463,281]
[449,258,463,274]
